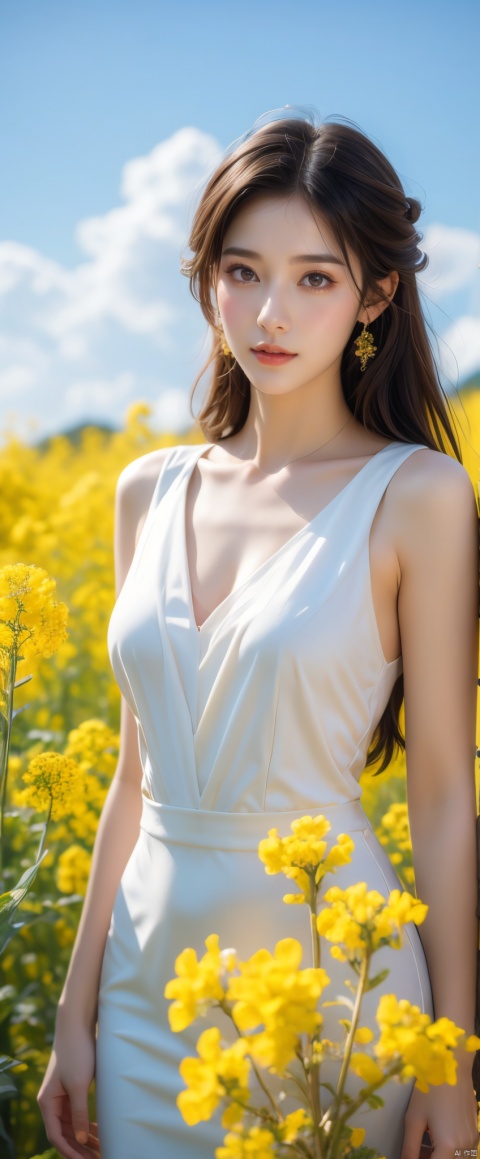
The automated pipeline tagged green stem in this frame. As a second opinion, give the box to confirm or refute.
[284,1063,310,1102]
[308,1063,324,1159]
[224,1093,276,1125]
[308,874,324,1159]
[283,1142,315,1158]
[37,798,52,862]
[221,1002,285,1123]
[309,875,321,972]
[250,1056,285,1123]
[325,950,371,1157]
[222,1093,313,1157]
[330,1061,403,1131]
[0,648,17,876]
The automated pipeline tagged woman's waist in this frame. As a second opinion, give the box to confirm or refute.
[139,795,372,851]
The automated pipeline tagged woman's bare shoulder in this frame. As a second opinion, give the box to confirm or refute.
[386,445,477,564]
[117,445,173,494]
[389,445,475,507]
[112,447,179,590]
[116,445,176,519]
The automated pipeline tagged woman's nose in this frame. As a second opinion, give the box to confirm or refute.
[256,297,290,333]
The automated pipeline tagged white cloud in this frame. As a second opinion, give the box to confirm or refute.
[0,365,36,397]
[0,334,52,399]
[150,386,195,433]
[0,241,68,297]
[64,372,136,418]
[32,127,220,357]
[421,224,480,298]
[438,316,480,385]
[0,126,221,438]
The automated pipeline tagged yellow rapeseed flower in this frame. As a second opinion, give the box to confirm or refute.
[56,845,92,895]
[0,563,68,660]
[374,889,428,944]
[353,1025,375,1044]
[124,400,155,440]
[216,1125,276,1158]
[349,1127,366,1147]
[177,1026,250,1126]
[226,938,329,1073]
[55,918,76,948]
[16,751,83,819]
[280,1108,313,1142]
[349,1052,385,1086]
[377,802,411,850]
[258,814,354,903]
[64,718,119,777]
[164,934,236,1032]
[376,803,415,885]
[374,994,480,1093]
[126,400,153,426]
[317,882,428,961]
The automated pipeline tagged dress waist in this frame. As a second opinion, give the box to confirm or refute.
[139,795,372,852]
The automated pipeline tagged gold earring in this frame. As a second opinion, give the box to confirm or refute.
[217,323,233,357]
[354,322,377,372]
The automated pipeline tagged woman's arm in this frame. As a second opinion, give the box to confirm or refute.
[38,712,145,1159]
[37,448,169,1158]
[393,449,479,1158]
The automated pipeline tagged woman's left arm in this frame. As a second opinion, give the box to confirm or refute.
[395,449,479,1158]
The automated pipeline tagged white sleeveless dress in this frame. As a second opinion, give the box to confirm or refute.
[95,440,434,1159]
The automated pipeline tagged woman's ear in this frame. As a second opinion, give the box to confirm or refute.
[358,271,399,325]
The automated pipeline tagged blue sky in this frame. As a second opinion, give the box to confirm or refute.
[0,0,479,443]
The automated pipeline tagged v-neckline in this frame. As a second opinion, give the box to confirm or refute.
[182,440,401,636]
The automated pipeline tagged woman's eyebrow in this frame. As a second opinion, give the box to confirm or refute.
[221,245,345,265]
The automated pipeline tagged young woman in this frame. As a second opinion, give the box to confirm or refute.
[38,113,479,1159]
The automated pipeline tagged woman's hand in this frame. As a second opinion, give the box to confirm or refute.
[400,1070,479,1159]
[37,1020,101,1159]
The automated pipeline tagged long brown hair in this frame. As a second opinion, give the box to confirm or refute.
[181,113,466,775]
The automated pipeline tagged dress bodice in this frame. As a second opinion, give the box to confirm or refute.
[107,439,427,812]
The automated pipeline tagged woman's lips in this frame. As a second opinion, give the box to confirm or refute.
[251,350,297,365]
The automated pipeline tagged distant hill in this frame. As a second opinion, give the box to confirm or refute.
[35,420,120,451]
[459,374,480,395]
[30,375,480,452]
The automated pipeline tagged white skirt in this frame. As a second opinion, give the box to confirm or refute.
[95,796,434,1159]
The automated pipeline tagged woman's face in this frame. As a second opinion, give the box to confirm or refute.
[215,192,374,394]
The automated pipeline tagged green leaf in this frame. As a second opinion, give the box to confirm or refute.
[360,1091,385,1109]
[364,968,390,991]
[0,852,49,945]
[0,1070,18,1100]
[6,906,56,930]
[318,1080,337,1096]
[0,1055,21,1074]
[0,853,48,915]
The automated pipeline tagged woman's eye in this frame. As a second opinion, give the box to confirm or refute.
[225,264,332,289]
[301,272,332,290]
[226,264,257,283]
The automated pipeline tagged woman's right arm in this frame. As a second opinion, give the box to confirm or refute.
[37,448,169,1158]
